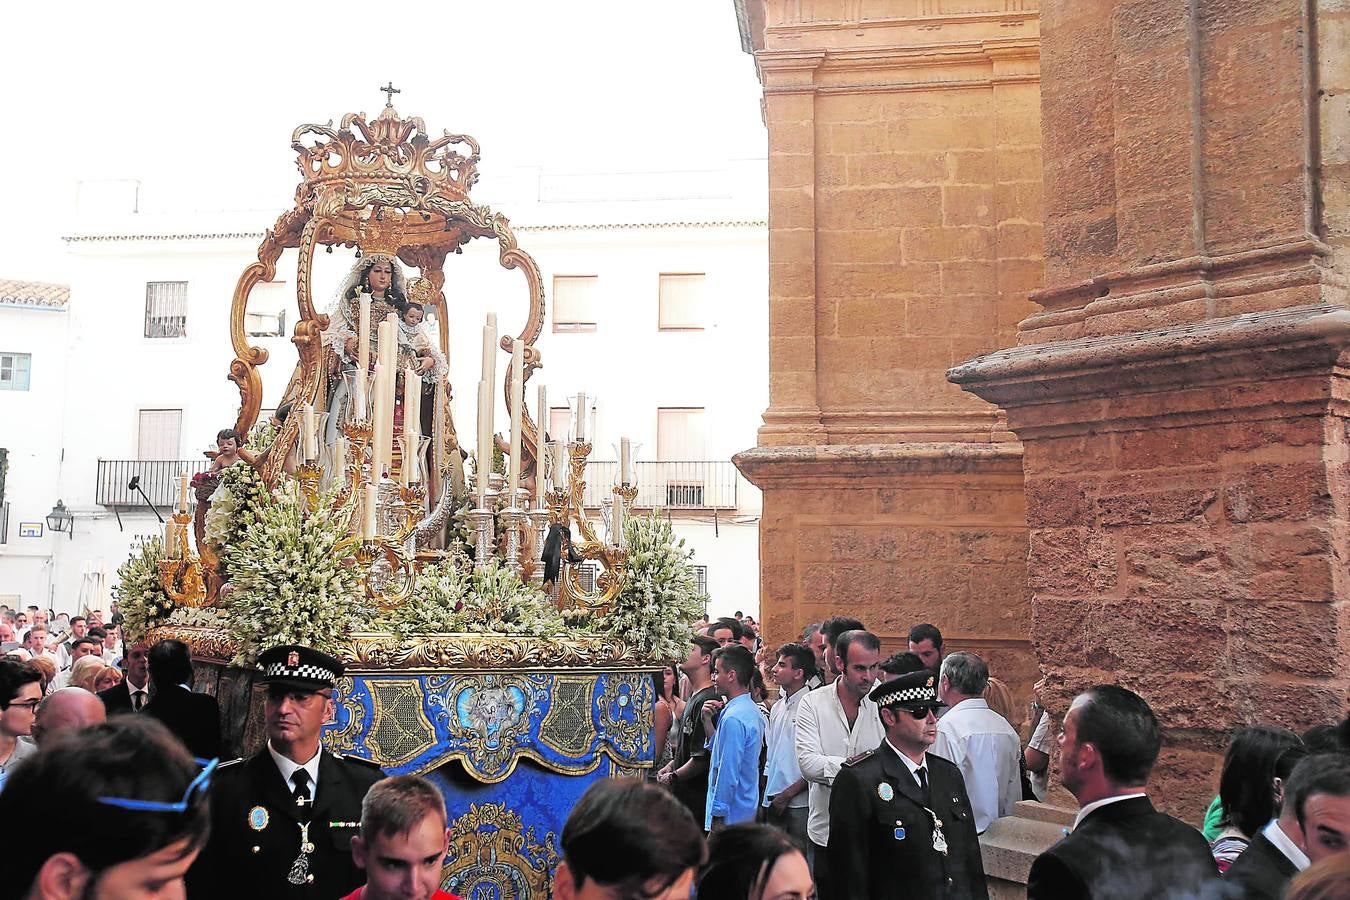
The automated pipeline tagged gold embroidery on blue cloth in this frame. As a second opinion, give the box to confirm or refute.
[367,678,437,765]
[443,802,559,900]
[324,677,365,755]
[596,673,649,762]
[538,676,595,758]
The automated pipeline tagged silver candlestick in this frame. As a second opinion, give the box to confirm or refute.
[471,486,500,573]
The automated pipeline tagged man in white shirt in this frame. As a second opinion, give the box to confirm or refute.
[932,651,1022,833]
[48,637,103,692]
[795,629,884,899]
[763,643,814,848]
[56,616,88,670]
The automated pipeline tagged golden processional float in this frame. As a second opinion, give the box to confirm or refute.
[139,89,693,900]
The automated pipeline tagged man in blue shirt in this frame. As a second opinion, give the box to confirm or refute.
[705,644,765,832]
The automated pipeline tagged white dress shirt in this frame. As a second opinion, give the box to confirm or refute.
[932,697,1022,833]
[127,682,150,711]
[885,738,930,789]
[763,685,809,809]
[795,679,886,847]
[1072,791,1147,831]
[1262,818,1311,871]
[268,742,322,796]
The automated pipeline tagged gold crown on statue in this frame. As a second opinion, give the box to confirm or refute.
[354,209,412,256]
[291,90,482,202]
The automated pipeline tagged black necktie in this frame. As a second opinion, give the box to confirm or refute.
[916,766,930,802]
[291,770,312,819]
[131,690,146,711]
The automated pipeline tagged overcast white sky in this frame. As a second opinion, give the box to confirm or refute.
[0,1,765,282]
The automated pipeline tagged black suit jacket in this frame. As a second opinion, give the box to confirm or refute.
[98,680,133,713]
[144,684,221,760]
[188,748,384,900]
[828,741,988,900]
[1223,829,1300,900]
[1027,796,1218,900]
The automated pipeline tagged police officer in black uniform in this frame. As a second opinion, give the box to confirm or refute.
[827,669,988,900]
[188,644,384,899]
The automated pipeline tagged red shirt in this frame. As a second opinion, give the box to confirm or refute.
[339,889,461,900]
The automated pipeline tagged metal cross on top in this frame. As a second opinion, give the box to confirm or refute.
[380,82,400,107]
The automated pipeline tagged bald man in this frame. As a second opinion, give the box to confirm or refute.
[32,687,106,747]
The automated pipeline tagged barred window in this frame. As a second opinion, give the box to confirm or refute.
[658,274,705,330]
[144,281,188,338]
[0,353,31,391]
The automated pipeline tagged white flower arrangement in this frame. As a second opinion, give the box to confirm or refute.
[388,559,571,636]
[113,536,173,644]
[223,480,368,663]
[604,512,705,661]
[166,605,232,629]
[203,462,266,550]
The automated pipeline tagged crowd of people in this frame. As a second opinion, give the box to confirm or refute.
[3,604,1350,899]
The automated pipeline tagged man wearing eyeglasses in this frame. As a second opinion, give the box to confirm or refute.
[826,669,988,900]
[188,643,385,899]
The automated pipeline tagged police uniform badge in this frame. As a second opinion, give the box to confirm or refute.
[893,820,906,841]
[877,782,894,802]
[287,650,300,667]
[248,806,269,831]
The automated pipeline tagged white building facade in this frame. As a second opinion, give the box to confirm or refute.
[0,163,767,620]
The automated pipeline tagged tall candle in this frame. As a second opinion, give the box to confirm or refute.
[476,380,491,501]
[481,313,497,387]
[535,384,547,509]
[613,491,625,548]
[303,403,318,462]
[620,437,632,486]
[381,315,399,476]
[401,366,418,486]
[574,392,587,442]
[355,292,371,417]
[164,521,177,557]
[177,473,189,513]
[371,363,388,478]
[362,484,378,540]
[507,340,524,500]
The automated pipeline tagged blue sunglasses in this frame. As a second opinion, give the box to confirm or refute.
[96,758,218,813]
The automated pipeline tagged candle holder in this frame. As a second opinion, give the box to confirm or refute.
[527,501,552,586]
[397,482,427,544]
[353,536,416,611]
[376,478,403,538]
[336,418,373,512]
[498,503,525,577]
[470,486,501,573]
[297,461,322,513]
[612,483,638,548]
[158,511,207,607]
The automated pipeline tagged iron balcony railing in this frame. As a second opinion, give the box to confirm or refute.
[95,459,212,508]
[579,460,739,510]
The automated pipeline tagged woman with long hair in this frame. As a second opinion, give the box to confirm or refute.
[1211,725,1304,872]
[652,663,685,776]
[698,822,812,900]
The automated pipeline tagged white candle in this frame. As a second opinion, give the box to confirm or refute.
[620,437,632,486]
[507,340,524,501]
[381,315,399,476]
[574,392,587,442]
[401,366,418,486]
[613,491,625,547]
[362,484,377,540]
[535,384,547,509]
[482,313,497,386]
[476,380,491,501]
[355,292,371,417]
[303,403,318,462]
[371,363,388,478]
[555,441,570,492]
[164,521,177,557]
[177,473,189,513]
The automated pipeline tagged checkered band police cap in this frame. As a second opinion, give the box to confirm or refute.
[256,644,344,690]
[868,670,940,709]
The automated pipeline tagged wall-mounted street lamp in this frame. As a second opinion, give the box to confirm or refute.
[45,500,74,540]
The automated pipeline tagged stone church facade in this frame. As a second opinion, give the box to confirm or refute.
[735,0,1349,818]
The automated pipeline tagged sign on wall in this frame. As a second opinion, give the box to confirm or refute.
[18,522,43,538]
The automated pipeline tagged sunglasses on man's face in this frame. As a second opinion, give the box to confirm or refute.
[900,705,941,720]
[97,758,218,813]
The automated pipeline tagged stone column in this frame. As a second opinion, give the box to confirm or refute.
[735,0,1044,697]
[952,0,1350,817]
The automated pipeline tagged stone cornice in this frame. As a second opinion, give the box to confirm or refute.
[734,441,1024,488]
[949,304,1350,432]
[758,37,1039,93]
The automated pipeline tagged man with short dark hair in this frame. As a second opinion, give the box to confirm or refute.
[933,651,1021,833]
[658,635,720,828]
[764,643,814,847]
[554,778,706,900]
[1027,685,1217,899]
[32,686,106,747]
[56,615,87,669]
[705,644,765,832]
[189,644,384,899]
[144,639,221,759]
[880,651,926,676]
[344,775,461,900]
[1223,749,1327,898]
[0,717,212,899]
[829,669,988,899]
[101,641,150,713]
[49,636,103,692]
[907,623,944,671]
[819,617,865,683]
[710,618,741,648]
[796,629,885,896]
